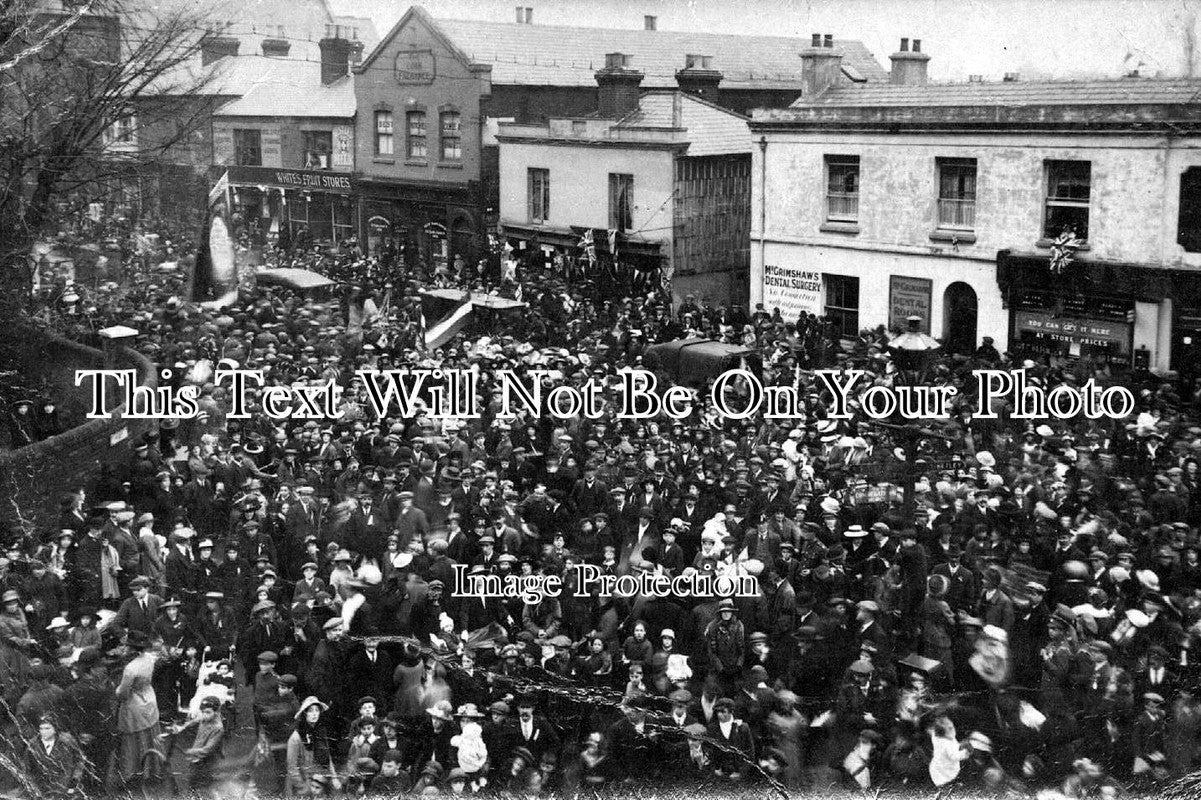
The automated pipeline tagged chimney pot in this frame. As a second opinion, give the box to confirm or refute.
[1003,71,1020,82]
[319,36,353,84]
[823,33,833,48]
[596,53,643,117]
[890,38,930,85]
[968,74,983,82]
[676,56,722,98]
[799,38,843,96]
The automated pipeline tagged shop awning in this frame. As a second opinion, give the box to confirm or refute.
[997,249,1171,304]
[501,223,665,259]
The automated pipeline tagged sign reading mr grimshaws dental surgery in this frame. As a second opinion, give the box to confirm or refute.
[762,263,823,320]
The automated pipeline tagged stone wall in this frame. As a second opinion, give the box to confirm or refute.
[0,329,157,539]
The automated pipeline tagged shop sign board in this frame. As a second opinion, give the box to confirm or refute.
[226,166,355,194]
[1014,310,1131,356]
[889,275,933,333]
[762,263,823,320]
[395,49,435,84]
[332,126,354,168]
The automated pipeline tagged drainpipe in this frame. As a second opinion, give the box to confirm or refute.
[1159,129,1176,374]
[757,135,767,313]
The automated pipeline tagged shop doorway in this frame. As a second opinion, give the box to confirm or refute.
[450,215,475,277]
[1172,309,1201,382]
[943,281,978,354]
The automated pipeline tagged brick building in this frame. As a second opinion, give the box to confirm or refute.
[352,6,885,279]
[210,35,359,244]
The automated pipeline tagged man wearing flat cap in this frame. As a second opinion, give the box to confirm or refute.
[164,527,200,609]
[240,600,292,686]
[855,600,892,660]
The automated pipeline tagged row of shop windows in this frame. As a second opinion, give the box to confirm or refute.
[231,187,355,243]
[232,129,336,170]
[823,156,1091,240]
[373,110,461,161]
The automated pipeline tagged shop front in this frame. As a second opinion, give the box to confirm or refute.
[356,181,481,278]
[1010,295,1134,366]
[218,166,357,249]
[997,249,1173,372]
[500,223,667,299]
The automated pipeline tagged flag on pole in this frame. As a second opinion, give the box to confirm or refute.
[421,291,474,351]
[579,229,596,268]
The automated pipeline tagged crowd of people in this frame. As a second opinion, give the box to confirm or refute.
[3,215,1201,799]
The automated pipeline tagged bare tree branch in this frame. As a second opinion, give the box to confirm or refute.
[0,0,227,284]
[0,0,95,72]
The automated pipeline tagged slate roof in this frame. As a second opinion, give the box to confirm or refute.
[212,59,355,118]
[788,77,1201,108]
[620,91,751,156]
[143,0,333,40]
[429,17,887,90]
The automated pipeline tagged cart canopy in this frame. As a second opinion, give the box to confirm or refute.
[643,338,758,385]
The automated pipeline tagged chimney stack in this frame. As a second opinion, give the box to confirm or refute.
[201,34,240,66]
[799,32,842,97]
[889,36,930,85]
[676,54,722,100]
[596,53,643,118]
[261,37,291,58]
[644,15,657,30]
[319,33,353,84]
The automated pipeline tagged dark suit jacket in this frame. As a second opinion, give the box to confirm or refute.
[113,594,164,634]
[514,716,560,760]
[705,718,755,772]
[346,647,395,709]
[165,548,199,598]
[345,507,387,561]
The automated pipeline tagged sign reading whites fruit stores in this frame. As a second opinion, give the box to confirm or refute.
[395,49,435,84]
[224,166,355,194]
[762,264,823,319]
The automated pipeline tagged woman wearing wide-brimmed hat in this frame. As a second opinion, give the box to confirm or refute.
[115,629,164,783]
[286,696,338,797]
